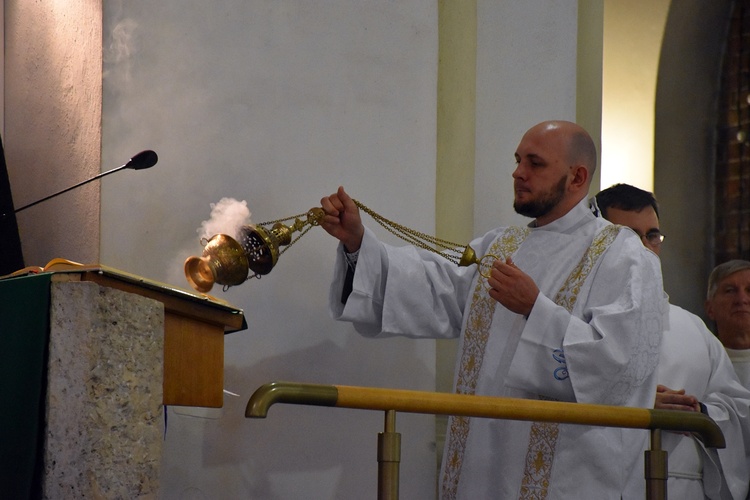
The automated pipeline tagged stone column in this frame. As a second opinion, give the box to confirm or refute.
[44,280,164,499]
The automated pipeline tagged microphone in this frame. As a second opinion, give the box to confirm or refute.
[125,150,158,170]
[10,150,158,215]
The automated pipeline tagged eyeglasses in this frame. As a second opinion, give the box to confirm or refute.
[641,231,665,246]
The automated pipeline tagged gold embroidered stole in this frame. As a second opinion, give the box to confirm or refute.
[440,224,621,500]
[441,226,530,498]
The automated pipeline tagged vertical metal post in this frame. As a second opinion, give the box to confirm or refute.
[377,410,401,500]
[645,428,667,500]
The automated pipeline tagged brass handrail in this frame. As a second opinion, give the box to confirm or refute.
[245,381,725,500]
[246,381,725,447]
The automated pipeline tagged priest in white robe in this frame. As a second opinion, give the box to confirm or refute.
[641,305,750,500]
[596,184,750,500]
[320,121,669,499]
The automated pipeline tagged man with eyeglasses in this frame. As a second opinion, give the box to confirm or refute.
[594,183,750,500]
[592,183,665,252]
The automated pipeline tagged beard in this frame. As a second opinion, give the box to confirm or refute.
[513,174,568,219]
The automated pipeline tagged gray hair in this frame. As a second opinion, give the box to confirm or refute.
[707,260,750,299]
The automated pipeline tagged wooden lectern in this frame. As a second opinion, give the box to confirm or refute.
[48,262,247,408]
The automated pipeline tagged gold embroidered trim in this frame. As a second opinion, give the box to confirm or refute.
[518,224,620,500]
[518,417,560,500]
[552,224,620,314]
[441,226,529,499]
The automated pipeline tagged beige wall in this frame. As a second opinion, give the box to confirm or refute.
[4,1,102,268]
[601,0,671,192]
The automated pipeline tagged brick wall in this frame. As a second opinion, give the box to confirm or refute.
[716,1,750,262]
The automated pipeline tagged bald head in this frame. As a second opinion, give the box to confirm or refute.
[531,121,597,182]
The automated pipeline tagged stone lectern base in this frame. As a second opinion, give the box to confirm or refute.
[45,281,164,499]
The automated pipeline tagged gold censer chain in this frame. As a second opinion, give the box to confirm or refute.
[351,200,467,266]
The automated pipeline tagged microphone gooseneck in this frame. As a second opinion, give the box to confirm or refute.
[9,150,159,215]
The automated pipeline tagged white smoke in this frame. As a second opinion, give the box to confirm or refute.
[198,198,253,241]
[106,18,138,64]
[103,17,138,90]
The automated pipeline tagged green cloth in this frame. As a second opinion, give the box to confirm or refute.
[0,273,52,499]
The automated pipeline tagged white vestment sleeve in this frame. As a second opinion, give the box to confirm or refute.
[328,225,476,339]
[328,226,387,337]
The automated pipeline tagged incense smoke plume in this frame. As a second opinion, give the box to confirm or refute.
[198,198,253,241]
